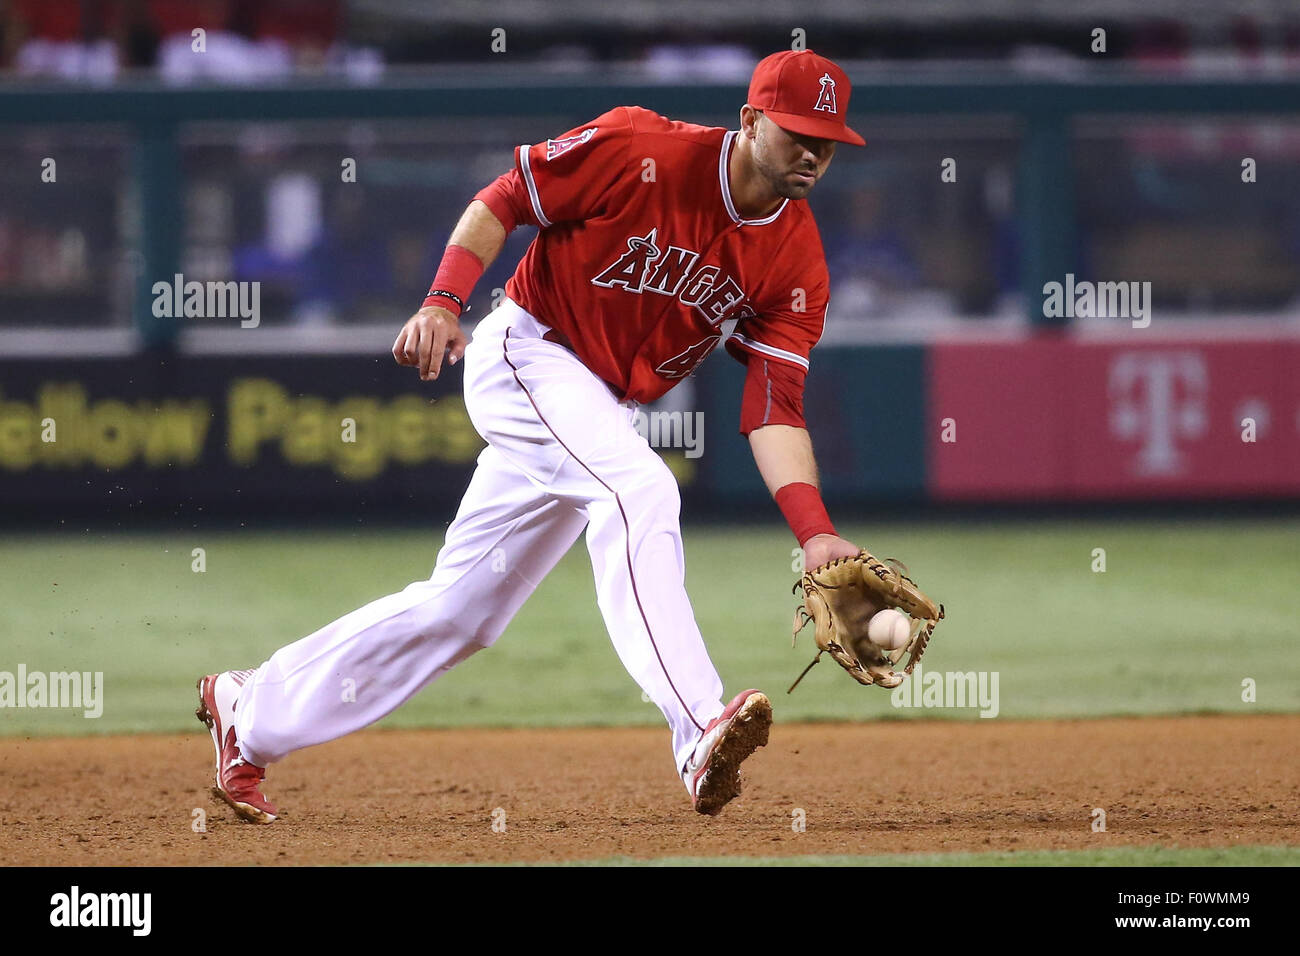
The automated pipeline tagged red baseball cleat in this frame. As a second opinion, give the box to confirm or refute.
[682,689,773,816]
[195,671,278,824]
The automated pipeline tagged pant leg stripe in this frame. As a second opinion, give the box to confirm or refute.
[501,328,706,733]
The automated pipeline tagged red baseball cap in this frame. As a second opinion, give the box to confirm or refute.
[747,49,866,146]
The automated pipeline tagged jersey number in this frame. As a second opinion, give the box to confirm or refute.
[655,336,720,379]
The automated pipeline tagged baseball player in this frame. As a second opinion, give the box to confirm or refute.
[197,49,867,822]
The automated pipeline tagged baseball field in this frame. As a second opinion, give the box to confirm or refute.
[2,516,1297,866]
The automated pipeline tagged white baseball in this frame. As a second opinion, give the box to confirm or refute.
[867,609,911,651]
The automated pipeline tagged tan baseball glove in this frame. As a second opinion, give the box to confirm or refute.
[789,549,944,691]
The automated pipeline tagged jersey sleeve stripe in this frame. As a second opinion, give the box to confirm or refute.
[729,332,810,371]
[517,145,553,229]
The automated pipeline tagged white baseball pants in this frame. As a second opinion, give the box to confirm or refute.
[234,298,726,775]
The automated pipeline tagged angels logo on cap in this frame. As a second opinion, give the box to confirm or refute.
[813,74,837,115]
[747,50,865,146]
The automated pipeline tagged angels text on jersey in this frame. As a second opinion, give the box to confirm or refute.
[591,227,755,328]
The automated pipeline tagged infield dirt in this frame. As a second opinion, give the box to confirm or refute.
[2,714,1296,865]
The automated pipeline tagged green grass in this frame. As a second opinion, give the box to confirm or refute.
[1,518,1297,736]
[515,845,1300,867]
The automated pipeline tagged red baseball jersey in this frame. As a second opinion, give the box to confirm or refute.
[501,106,830,410]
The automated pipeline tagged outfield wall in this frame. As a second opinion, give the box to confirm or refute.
[2,329,1295,519]
[700,329,1300,508]
[0,354,477,516]
[925,334,1300,501]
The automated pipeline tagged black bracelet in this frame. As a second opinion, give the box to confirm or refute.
[423,289,468,312]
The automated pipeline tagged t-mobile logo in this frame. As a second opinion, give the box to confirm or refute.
[1108,352,1208,476]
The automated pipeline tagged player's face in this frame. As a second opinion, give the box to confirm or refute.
[753,112,836,200]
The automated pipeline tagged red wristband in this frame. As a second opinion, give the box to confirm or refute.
[422,244,484,317]
[774,482,835,546]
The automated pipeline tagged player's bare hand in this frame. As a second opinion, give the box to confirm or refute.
[802,533,861,572]
[392,305,468,381]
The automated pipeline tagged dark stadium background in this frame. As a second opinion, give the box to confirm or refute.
[2,0,1298,524]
